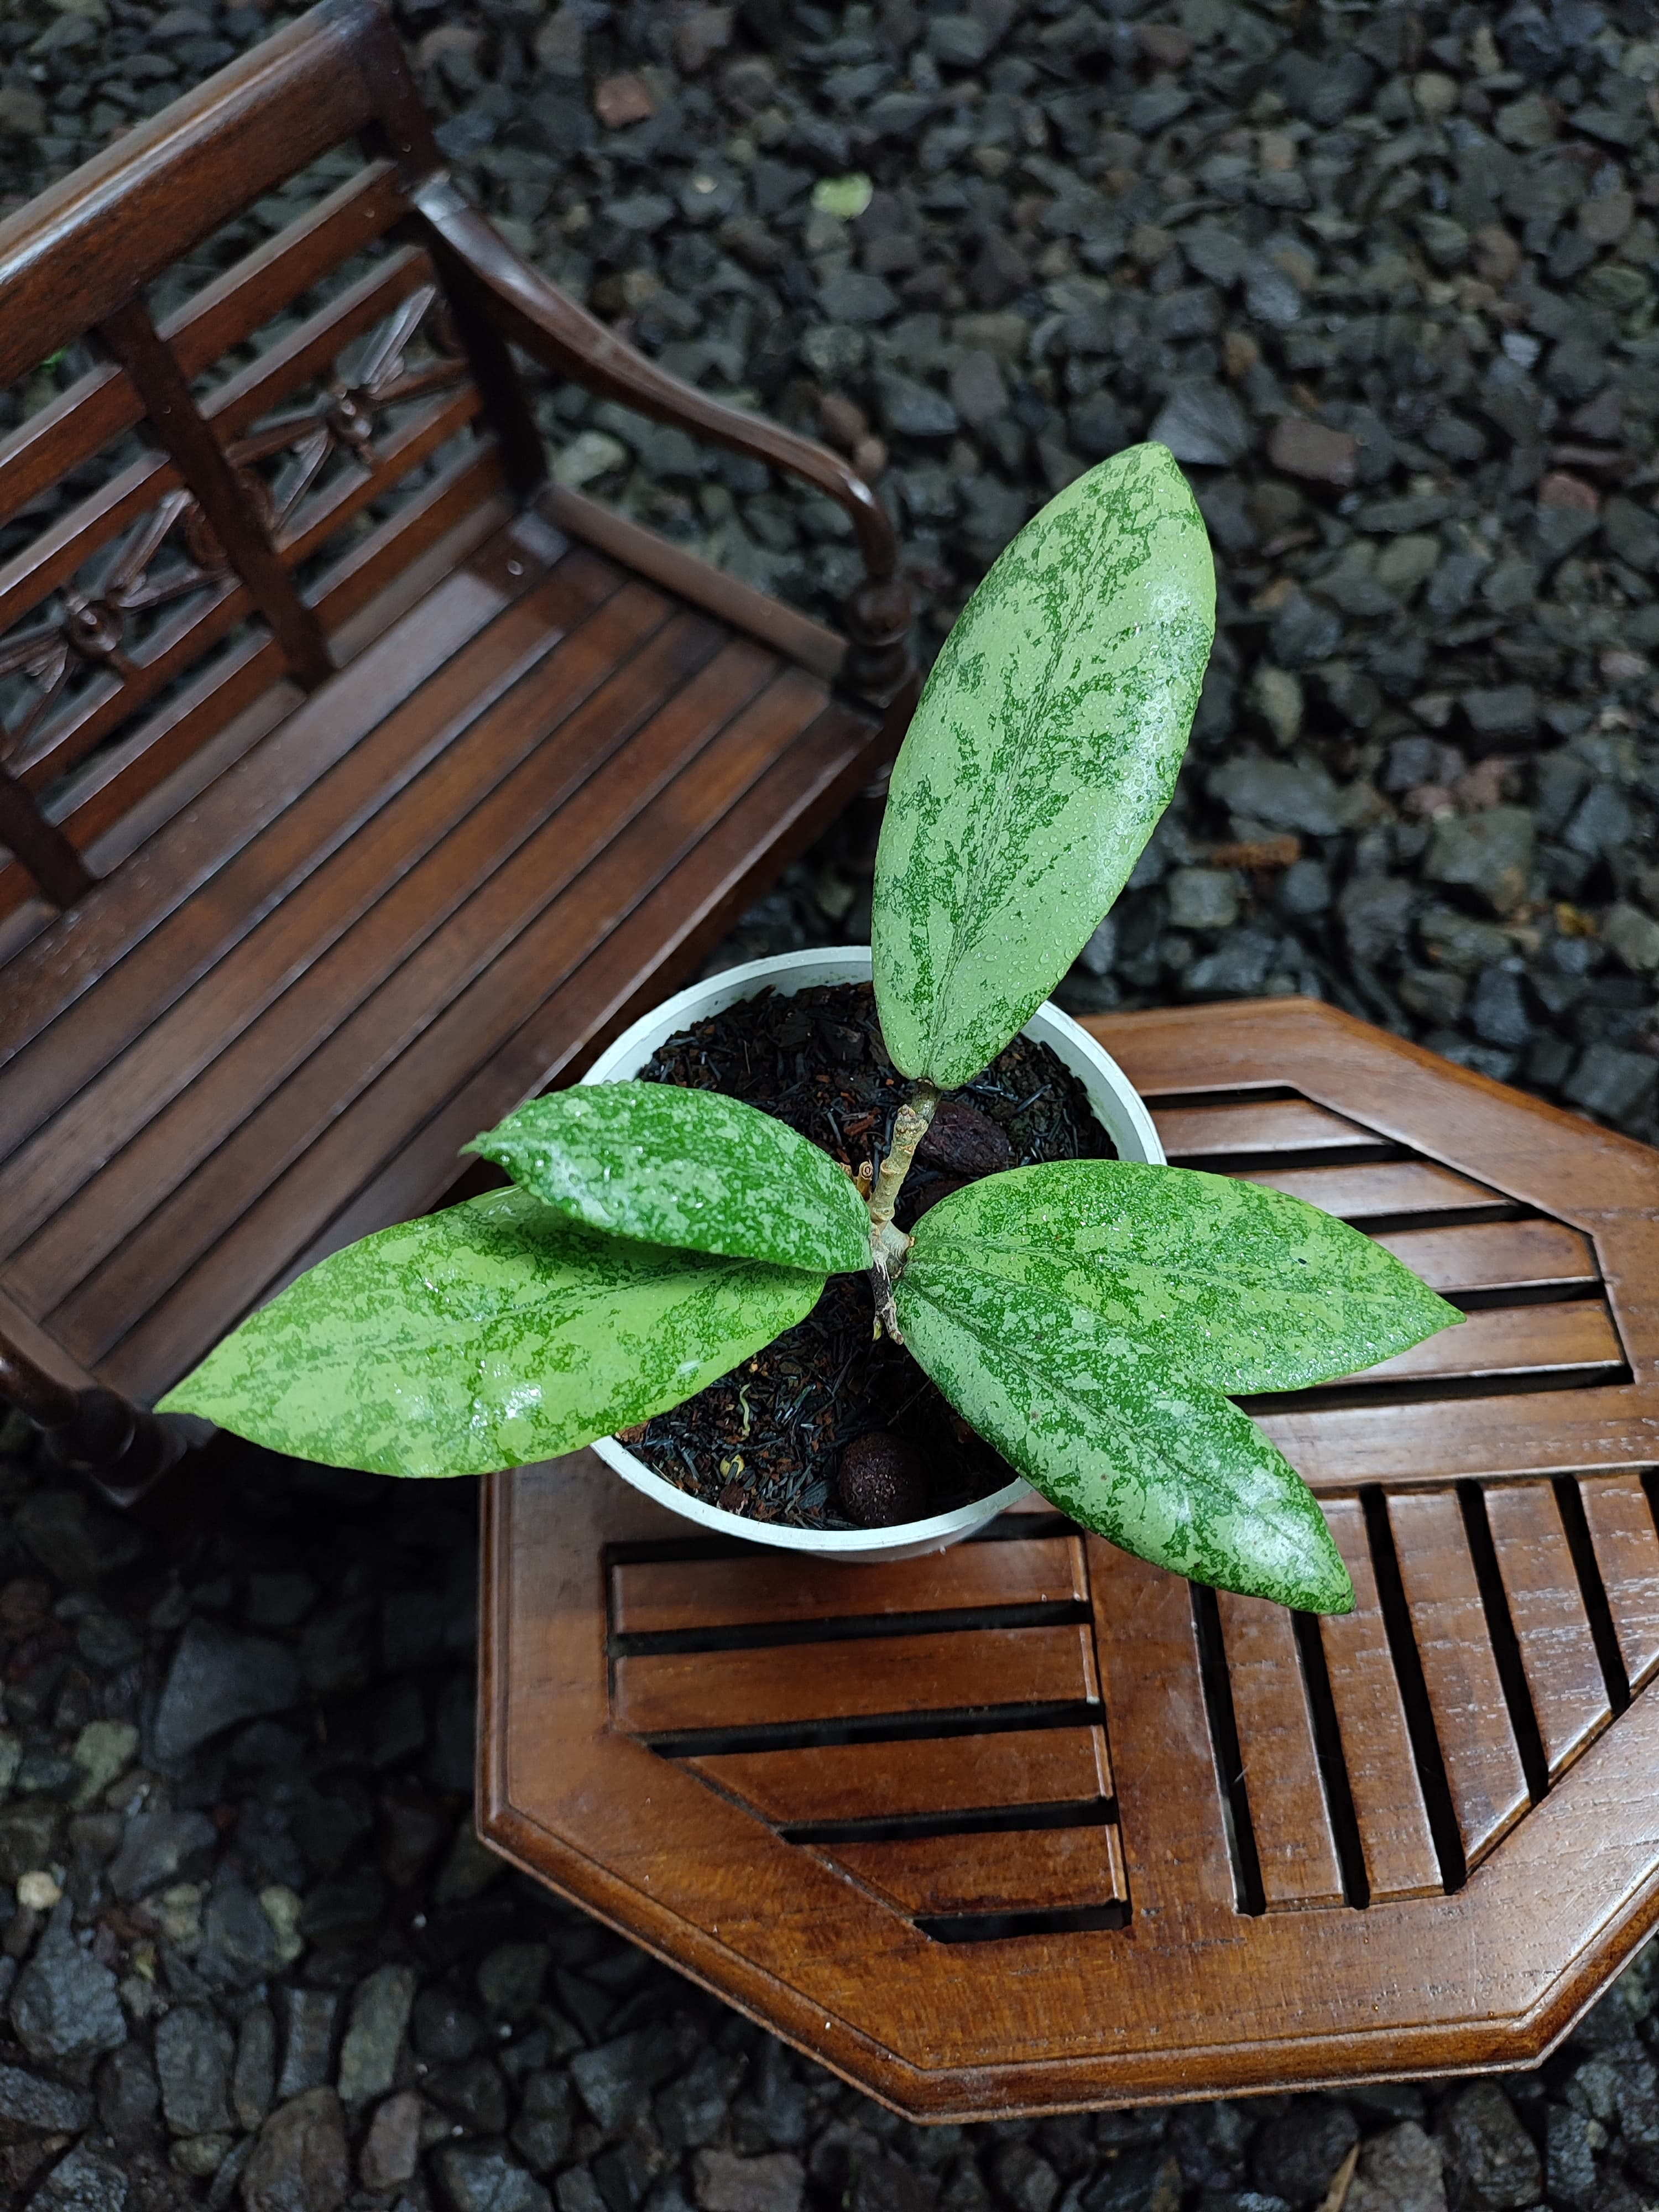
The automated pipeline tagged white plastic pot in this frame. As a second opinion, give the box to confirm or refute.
[581,946,1166,1562]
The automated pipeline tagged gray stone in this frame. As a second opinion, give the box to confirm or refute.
[816,270,897,326]
[1149,380,1251,467]
[157,2005,234,2136]
[555,2170,607,2212]
[875,375,959,440]
[1344,2124,1443,2212]
[1279,860,1331,917]
[1543,2106,1597,2211]
[153,1620,300,1763]
[14,1491,145,1585]
[477,1939,548,2021]
[1339,875,1415,966]
[571,2028,683,2130]
[10,1900,126,2061]
[1166,869,1240,933]
[109,1808,217,1900]
[1079,2149,1182,2212]
[1462,687,1537,739]
[27,2144,128,2212]
[436,2146,555,2212]
[991,2144,1060,2212]
[513,2070,577,2173]
[0,2059,93,2132]
[1267,418,1358,486]
[1563,782,1636,860]
[1418,909,1514,974]
[1469,968,1532,1049]
[1563,1045,1658,1122]
[1424,808,1536,915]
[336,1964,417,2104]
[1208,757,1345,838]
[1400,968,1469,1026]
[360,2090,421,2192]
[1251,2104,1359,2206]
[1437,2081,1541,2210]
[98,2044,160,2146]
[200,1877,283,1983]
[233,2006,276,2132]
[431,2053,509,2135]
[413,1985,482,2063]
[692,2153,805,2212]
[950,350,1009,431]
[275,1987,339,2101]
[241,2087,348,2212]
[1076,915,1118,978]
[1182,930,1278,999]
[1604,904,1659,974]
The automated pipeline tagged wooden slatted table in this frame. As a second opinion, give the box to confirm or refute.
[479,997,1659,2121]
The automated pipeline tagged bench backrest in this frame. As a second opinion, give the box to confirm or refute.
[0,0,541,929]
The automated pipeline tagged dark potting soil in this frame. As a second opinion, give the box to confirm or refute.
[622,980,1114,1531]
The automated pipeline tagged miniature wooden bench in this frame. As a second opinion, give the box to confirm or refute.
[481,997,1659,2121]
[0,0,910,1496]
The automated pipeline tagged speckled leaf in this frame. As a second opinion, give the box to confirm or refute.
[910,1160,1461,1390]
[465,1083,869,1276]
[158,1188,822,1477]
[873,442,1215,1088]
[896,1258,1353,1612]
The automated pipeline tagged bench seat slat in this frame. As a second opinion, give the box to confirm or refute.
[686,1728,1114,1827]
[826,1825,1126,1918]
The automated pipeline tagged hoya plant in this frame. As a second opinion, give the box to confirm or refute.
[163,443,1460,1612]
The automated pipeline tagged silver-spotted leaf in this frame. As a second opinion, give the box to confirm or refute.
[909,1160,1461,1391]
[466,1083,869,1276]
[158,1188,822,1477]
[873,443,1215,1088]
[895,1256,1354,1612]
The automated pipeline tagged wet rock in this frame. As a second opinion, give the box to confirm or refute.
[1149,382,1251,467]
[436,2146,554,2212]
[242,2087,348,2212]
[153,1621,300,1763]
[1564,1045,1658,1122]
[233,2007,276,2132]
[10,1900,125,2060]
[274,1988,339,2101]
[1267,419,1359,487]
[14,1491,145,1585]
[336,1963,417,2104]
[513,2070,577,2173]
[0,2059,93,2133]
[359,2089,421,2191]
[1437,2082,1541,2210]
[1544,2105,1598,2211]
[1424,808,1536,916]
[693,2153,805,2212]
[1166,869,1240,933]
[1250,2105,1358,2206]
[1208,758,1344,838]
[156,2005,234,2136]
[98,2044,159,2146]
[109,1808,217,1901]
[27,2142,129,2212]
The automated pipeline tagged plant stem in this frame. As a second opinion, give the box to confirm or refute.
[868,1082,940,1237]
[865,1081,940,1342]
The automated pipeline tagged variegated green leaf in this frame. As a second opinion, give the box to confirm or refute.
[909,1160,1461,1391]
[158,1189,822,1477]
[895,1257,1354,1612]
[465,1082,869,1276]
[872,443,1215,1088]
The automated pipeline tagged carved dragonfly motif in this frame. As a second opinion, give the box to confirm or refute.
[0,285,467,770]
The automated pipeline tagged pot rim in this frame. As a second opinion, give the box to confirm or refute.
[580,945,1163,1559]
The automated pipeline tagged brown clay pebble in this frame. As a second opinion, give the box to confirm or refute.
[836,1431,930,1528]
[918,1096,1015,1178]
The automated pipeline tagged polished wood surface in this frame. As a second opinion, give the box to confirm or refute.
[482,998,1659,2121]
[0,0,902,1456]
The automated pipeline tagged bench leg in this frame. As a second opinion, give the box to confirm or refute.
[0,1331,204,1510]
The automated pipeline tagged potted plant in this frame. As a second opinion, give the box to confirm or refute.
[162,444,1459,1612]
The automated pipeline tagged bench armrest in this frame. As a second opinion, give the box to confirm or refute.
[411,175,912,712]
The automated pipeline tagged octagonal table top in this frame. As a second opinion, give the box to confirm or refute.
[479,997,1659,2122]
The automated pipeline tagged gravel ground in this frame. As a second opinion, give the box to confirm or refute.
[6,0,1659,2207]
